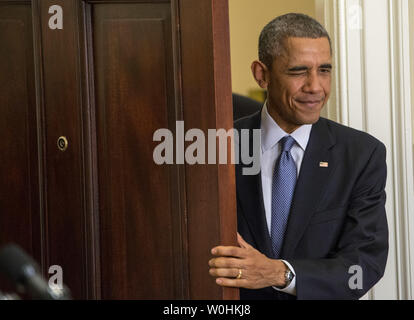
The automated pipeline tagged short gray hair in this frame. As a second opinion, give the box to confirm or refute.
[259,13,332,68]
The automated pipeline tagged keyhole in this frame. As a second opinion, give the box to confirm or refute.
[57,136,68,152]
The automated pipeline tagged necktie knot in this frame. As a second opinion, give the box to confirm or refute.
[280,136,296,152]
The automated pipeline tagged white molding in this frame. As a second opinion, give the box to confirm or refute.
[337,0,349,126]
[388,0,414,299]
[387,0,405,300]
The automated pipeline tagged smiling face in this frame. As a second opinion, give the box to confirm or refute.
[253,37,332,133]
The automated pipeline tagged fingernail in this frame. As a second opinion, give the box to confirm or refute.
[216,279,222,284]
[211,248,217,254]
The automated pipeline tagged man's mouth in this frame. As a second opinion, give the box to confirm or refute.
[295,99,323,108]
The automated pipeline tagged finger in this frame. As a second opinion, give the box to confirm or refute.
[208,257,243,268]
[211,246,246,258]
[209,268,240,278]
[215,277,248,288]
[237,233,252,249]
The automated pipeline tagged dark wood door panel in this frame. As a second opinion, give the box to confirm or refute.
[36,0,88,299]
[0,2,41,271]
[179,0,238,299]
[91,2,185,299]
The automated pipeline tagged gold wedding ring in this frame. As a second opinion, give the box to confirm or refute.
[236,269,242,279]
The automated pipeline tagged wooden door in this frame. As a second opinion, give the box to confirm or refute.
[0,0,237,300]
[0,0,42,292]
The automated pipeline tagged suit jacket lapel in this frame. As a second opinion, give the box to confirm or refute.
[236,168,274,257]
[281,118,337,258]
[236,111,274,258]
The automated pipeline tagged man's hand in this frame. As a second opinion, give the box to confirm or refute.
[208,233,288,289]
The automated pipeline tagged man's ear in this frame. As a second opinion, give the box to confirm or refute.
[251,60,269,89]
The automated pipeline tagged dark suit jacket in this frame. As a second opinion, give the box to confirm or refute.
[235,110,389,300]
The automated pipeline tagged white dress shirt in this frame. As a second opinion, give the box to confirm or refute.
[260,102,312,296]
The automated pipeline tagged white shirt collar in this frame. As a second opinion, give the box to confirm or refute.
[260,101,313,152]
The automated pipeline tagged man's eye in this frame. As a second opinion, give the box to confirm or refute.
[320,68,331,73]
[288,71,306,76]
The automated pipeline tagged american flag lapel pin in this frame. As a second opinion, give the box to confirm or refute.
[319,162,329,168]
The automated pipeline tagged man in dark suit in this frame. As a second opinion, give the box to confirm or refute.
[208,13,388,299]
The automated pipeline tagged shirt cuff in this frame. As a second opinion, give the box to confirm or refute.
[272,260,297,296]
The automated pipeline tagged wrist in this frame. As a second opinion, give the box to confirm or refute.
[273,260,288,287]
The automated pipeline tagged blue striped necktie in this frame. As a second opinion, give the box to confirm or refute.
[271,135,297,259]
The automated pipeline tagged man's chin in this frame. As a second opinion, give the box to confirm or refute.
[293,104,324,124]
[296,114,321,126]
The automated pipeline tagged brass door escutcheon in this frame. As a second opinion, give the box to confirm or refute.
[57,136,68,152]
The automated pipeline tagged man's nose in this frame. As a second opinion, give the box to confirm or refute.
[303,72,323,93]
